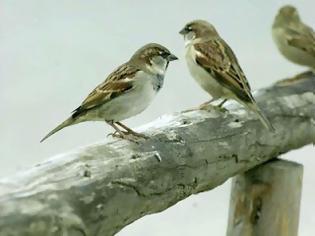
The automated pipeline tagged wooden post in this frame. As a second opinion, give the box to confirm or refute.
[226,159,303,236]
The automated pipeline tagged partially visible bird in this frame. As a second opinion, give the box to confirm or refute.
[41,43,177,142]
[272,5,315,69]
[179,20,274,131]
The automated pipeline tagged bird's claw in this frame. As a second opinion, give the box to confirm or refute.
[182,107,199,113]
[108,130,148,142]
[199,103,216,111]
[183,103,228,113]
[215,106,228,113]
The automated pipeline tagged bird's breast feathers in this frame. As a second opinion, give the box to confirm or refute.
[185,44,225,98]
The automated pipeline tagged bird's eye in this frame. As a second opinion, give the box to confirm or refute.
[160,52,170,58]
[187,26,192,31]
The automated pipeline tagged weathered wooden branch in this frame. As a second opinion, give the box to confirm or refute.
[0,72,314,236]
[226,159,303,236]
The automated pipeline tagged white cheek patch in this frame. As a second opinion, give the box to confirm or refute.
[184,32,196,46]
[146,58,167,75]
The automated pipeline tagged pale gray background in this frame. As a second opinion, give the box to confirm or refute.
[1,0,314,235]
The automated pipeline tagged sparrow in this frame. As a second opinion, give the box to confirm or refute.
[272,5,315,69]
[179,20,274,131]
[41,43,177,142]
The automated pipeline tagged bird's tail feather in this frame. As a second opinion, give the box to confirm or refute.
[246,101,275,132]
[40,116,78,143]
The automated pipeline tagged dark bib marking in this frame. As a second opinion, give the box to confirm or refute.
[153,74,164,92]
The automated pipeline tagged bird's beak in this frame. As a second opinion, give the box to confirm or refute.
[167,54,178,61]
[179,27,188,35]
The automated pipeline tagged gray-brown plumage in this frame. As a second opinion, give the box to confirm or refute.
[272,5,315,69]
[180,20,274,131]
[41,43,177,142]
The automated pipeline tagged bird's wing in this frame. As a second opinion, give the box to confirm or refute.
[72,63,139,117]
[286,24,315,57]
[194,38,253,102]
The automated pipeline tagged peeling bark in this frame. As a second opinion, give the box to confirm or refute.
[0,72,314,236]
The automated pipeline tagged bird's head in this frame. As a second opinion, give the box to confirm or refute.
[179,20,218,43]
[274,5,300,25]
[130,43,178,75]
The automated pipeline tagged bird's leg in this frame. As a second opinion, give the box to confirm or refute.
[107,122,140,142]
[183,98,216,113]
[199,98,216,110]
[218,99,227,107]
[106,121,126,138]
[213,99,228,113]
[115,122,148,139]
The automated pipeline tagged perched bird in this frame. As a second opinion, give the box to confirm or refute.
[272,5,315,69]
[179,20,274,131]
[41,43,177,142]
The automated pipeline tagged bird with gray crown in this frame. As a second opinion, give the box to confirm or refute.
[179,20,274,131]
[272,5,315,70]
[41,43,177,142]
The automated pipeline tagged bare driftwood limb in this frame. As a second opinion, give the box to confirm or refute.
[0,72,314,236]
[226,159,303,236]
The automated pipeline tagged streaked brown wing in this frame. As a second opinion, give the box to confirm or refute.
[288,36,315,57]
[194,39,253,102]
[286,25,315,57]
[80,81,133,110]
[72,63,139,117]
